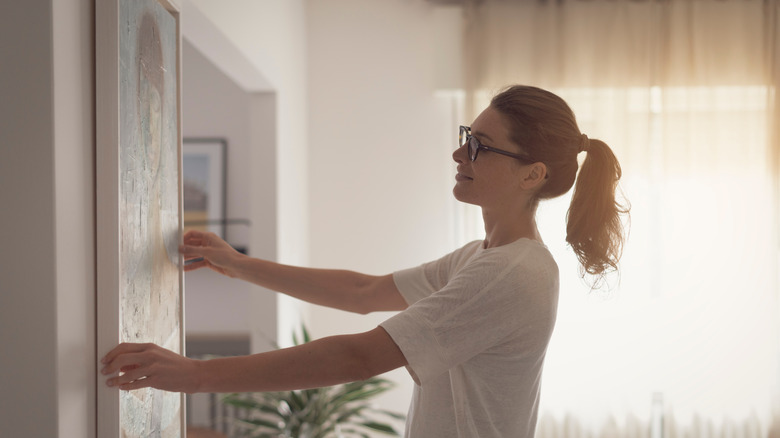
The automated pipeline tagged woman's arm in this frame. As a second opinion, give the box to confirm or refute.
[180,230,407,314]
[101,327,407,394]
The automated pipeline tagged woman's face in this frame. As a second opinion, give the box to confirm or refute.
[452,106,533,209]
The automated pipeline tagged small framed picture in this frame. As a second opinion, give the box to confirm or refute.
[183,138,227,239]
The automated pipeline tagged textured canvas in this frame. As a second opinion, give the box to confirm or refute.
[118,0,181,436]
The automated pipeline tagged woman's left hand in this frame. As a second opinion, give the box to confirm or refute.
[101,343,201,393]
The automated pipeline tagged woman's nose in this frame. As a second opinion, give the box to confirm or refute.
[453,143,467,164]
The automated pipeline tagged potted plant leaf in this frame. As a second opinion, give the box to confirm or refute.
[221,325,405,438]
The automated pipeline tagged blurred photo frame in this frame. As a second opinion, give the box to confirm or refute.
[183,138,228,240]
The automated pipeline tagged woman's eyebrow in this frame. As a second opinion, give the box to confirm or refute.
[472,130,494,143]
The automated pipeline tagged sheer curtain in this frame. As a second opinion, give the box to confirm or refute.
[459,0,780,436]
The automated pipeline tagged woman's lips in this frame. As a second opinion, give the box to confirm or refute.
[455,173,473,182]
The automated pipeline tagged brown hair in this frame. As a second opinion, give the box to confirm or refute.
[490,85,629,284]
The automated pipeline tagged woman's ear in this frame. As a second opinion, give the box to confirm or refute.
[520,163,548,189]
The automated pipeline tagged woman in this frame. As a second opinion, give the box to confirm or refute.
[102,85,628,438]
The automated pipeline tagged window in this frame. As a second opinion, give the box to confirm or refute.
[446,86,779,435]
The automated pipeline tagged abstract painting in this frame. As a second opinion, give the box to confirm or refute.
[97,0,184,436]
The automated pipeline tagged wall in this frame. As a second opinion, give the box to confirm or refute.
[0,1,462,434]
[0,2,280,436]
[181,38,277,351]
[188,0,310,344]
[0,1,58,435]
[184,0,309,268]
[186,0,464,422]
[305,0,463,421]
[0,0,95,437]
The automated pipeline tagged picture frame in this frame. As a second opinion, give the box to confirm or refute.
[183,138,228,240]
[96,0,185,436]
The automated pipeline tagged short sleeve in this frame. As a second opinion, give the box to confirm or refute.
[392,241,484,306]
[381,242,558,385]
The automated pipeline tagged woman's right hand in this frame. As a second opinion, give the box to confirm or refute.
[180,230,243,278]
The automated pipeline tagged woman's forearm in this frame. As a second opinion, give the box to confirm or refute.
[197,334,367,393]
[181,230,406,313]
[102,327,408,394]
[230,255,402,314]
[194,327,406,394]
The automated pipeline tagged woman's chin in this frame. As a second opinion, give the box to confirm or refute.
[452,187,480,207]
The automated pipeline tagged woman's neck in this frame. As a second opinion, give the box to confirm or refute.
[481,203,541,249]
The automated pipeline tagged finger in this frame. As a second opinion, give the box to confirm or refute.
[101,342,150,366]
[101,346,154,376]
[179,244,197,254]
[183,259,209,272]
[183,256,205,265]
[182,229,206,241]
[101,353,144,376]
[179,244,212,257]
[182,238,204,248]
[109,372,152,391]
[118,376,153,391]
[107,364,149,388]
[201,232,228,248]
[120,364,140,373]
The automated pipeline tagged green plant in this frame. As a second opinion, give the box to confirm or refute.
[222,325,405,438]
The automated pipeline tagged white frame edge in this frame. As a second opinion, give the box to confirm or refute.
[95,0,185,436]
[95,0,121,435]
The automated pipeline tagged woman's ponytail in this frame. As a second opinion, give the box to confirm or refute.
[490,85,629,286]
[565,139,629,282]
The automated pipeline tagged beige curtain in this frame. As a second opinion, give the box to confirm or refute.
[461,0,780,436]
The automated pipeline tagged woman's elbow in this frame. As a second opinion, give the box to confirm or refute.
[355,274,406,315]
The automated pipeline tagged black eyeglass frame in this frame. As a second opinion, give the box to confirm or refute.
[459,125,537,163]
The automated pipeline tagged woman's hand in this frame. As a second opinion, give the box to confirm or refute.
[180,230,243,277]
[101,343,201,393]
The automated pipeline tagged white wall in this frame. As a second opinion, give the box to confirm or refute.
[306,0,461,288]
[186,0,464,422]
[185,0,310,270]
[189,0,311,343]
[0,2,283,435]
[305,0,463,421]
[0,1,463,435]
[0,0,95,436]
[181,39,277,350]
[0,2,58,435]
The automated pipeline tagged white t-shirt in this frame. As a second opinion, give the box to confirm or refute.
[380,238,559,438]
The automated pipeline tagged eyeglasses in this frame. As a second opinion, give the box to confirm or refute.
[459,125,536,163]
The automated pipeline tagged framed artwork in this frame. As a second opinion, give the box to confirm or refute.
[96,0,185,437]
[183,138,227,239]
